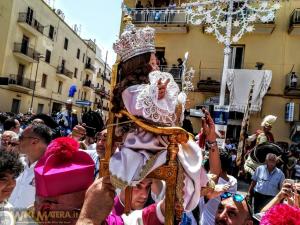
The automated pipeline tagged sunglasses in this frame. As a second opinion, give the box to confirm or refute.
[221,192,254,218]
[220,192,245,202]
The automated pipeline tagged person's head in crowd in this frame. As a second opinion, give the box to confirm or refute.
[0,131,18,152]
[95,129,107,158]
[65,99,73,111]
[34,137,95,225]
[0,151,24,203]
[3,118,20,134]
[215,194,253,225]
[219,150,232,174]
[260,204,300,225]
[177,58,183,65]
[0,113,9,128]
[265,153,277,172]
[119,179,152,210]
[6,135,19,153]
[31,118,45,126]
[19,124,52,164]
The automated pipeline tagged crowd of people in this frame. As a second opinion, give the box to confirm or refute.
[1,13,300,225]
[1,106,300,225]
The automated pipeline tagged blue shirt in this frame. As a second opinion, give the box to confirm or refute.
[252,165,285,196]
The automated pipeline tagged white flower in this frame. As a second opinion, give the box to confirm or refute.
[261,2,268,8]
[273,3,281,10]
[232,35,240,43]
[195,19,202,25]
[220,21,227,27]
[206,26,214,33]
[260,16,268,23]
[248,14,256,22]
[218,35,225,43]
[206,14,212,23]
[246,25,254,32]
[197,6,204,12]
[233,20,240,27]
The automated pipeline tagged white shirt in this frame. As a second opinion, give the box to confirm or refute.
[9,157,37,209]
[199,175,238,225]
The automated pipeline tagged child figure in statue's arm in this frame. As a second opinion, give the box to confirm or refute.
[112,52,183,127]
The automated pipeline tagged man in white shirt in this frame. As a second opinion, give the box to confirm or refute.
[200,150,238,225]
[9,124,52,209]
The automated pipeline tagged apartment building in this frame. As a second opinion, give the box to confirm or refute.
[123,0,300,143]
[0,0,111,118]
[94,47,112,122]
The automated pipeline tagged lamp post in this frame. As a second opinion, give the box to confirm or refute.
[29,54,45,114]
[184,0,281,105]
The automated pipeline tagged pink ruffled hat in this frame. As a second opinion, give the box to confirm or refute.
[35,137,95,197]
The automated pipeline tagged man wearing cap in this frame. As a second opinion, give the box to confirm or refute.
[56,99,78,136]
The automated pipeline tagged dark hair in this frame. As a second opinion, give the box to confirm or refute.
[28,124,52,145]
[112,52,152,112]
[219,150,231,172]
[0,151,24,178]
[0,113,9,124]
[3,118,17,131]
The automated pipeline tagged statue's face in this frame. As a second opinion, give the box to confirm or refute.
[149,53,159,71]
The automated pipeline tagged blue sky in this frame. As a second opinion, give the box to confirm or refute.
[54,0,123,66]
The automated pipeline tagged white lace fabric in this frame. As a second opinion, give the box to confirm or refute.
[136,71,180,125]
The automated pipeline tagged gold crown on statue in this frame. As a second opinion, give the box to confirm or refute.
[113,15,156,62]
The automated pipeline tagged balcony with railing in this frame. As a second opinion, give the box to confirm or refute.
[84,39,97,53]
[129,7,188,33]
[17,12,44,35]
[85,63,96,74]
[56,66,73,79]
[101,73,111,83]
[13,43,40,63]
[0,75,35,92]
[160,65,183,81]
[289,9,300,35]
[285,72,300,96]
[95,86,110,99]
[83,80,94,91]
[195,68,222,92]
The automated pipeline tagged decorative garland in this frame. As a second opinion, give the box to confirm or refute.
[183,0,281,52]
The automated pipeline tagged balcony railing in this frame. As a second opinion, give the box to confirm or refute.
[290,9,300,25]
[101,74,111,83]
[84,39,96,53]
[13,43,40,61]
[85,63,96,73]
[95,87,110,99]
[56,66,73,79]
[289,9,300,34]
[195,68,222,92]
[0,75,35,90]
[129,7,188,25]
[83,80,94,89]
[160,66,182,80]
[18,12,44,34]
[285,72,300,96]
